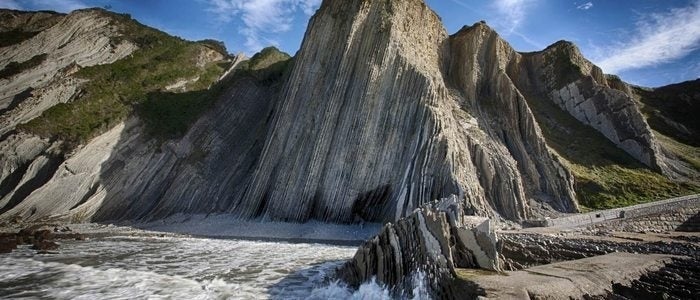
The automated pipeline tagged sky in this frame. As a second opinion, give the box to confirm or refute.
[1,0,699,87]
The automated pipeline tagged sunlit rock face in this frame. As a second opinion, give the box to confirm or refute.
[236,0,579,223]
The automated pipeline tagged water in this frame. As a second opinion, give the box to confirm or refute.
[0,236,429,299]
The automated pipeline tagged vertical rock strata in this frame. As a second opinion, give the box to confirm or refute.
[237,0,577,223]
[337,197,501,299]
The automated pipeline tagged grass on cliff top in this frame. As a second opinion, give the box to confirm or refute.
[17,11,231,145]
[238,46,292,83]
[525,93,700,210]
[140,46,292,139]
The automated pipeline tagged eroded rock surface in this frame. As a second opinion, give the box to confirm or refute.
[337,197,501,298]
[465,253,678,299]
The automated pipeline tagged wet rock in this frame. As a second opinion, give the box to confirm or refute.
[499,232,700,270]
[609,257,700,299]
[31,240,58,251]
[463,253,678,299]
[337,196,500,298]
[0,233,18,253]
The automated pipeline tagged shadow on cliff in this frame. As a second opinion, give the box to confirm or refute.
[677,211,700,232]
[85,60,287,226]
[522,91,648,170]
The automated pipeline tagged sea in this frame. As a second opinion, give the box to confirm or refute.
[0,234,429,299]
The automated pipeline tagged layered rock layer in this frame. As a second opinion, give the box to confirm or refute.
[0,0,696,224]
[515,42,695,180]
[235,0,578,222]
[337,197,501,298]
[0,9,137,135]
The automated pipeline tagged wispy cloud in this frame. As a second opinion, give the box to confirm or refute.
[16,0,88,12]
[576,2,593,10]
[203,0,321,52]
[512,30,544,49]
[493,0,535,34]
[596,1,700,74]
[0,0,22,10]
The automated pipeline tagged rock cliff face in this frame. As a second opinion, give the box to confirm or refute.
[515,42,695,180]
[0,9,137,136]
[0,0,697,224]
[235,1,580,222]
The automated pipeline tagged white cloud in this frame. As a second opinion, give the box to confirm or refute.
[0,0,21,10]
[203,0,321,52]
[493,0,534,34]
[596,1,700,74]
[18,0,88,12]
[576,2,593,10]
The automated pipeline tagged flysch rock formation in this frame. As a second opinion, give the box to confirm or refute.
[1,0,697,225]
[0,9,137,136]
[222,0,579,223]
[337,196,501,299]
[0,9,231,221]
[514,41,696,180]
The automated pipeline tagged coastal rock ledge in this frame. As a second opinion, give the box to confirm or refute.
[337,196,501,299]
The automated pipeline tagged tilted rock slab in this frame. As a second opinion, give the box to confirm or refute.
[515,41,694,179]
[0,9,137,135]
[6,0,688,223]
[337,196,501,298]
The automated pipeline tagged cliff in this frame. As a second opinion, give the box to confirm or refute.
[0,0,697,224]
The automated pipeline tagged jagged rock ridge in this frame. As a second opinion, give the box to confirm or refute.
[0,0,697,224]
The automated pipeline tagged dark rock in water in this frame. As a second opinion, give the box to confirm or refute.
[31,240,58,251]
[0,226,63,254]
[0,233,18,253]
[33,229,53,241]
[337,196,500,298]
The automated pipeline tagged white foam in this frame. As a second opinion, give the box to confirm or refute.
[307,272,431,300]
[0,235,431,299]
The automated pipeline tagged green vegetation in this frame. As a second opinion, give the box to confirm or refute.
[524,92,700,210]
[0,53,47,79]
[656,132,700,171]
[237,46,292,84]
[197,39,228,56]
[18,12,231,146]
[0,30,40,48]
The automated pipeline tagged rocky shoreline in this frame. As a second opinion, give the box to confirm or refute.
[0,225,81,254]
[335,196,700,299]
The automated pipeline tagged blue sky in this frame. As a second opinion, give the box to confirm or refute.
[2,0,699,87]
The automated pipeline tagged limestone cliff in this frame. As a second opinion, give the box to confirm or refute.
[0,9,138,136]
[0,0,697,224]
[515,41,696,180]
